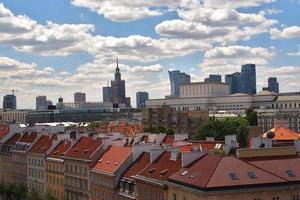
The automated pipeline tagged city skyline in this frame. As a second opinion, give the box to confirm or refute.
[0,0,300,109]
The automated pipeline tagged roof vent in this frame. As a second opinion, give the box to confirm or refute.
[84,149,89,153]
[148,168,156,174]
[114,163,118,166]
[160,169,169,175]
[98,159,103,163]
[74,148,79,152]
[106,161,110,164]
[181,170,188,176]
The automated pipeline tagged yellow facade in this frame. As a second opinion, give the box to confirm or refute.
[0,154,13,185]
[46,159,65,200]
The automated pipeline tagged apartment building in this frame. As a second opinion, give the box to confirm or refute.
[90,146,132,200]
[0,133,21,185]
[63,136,103,200]
[11,132,38,185]
[27,135,58,194]
[46,140,72,200]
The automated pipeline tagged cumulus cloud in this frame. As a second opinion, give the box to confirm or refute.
[201,0,276,9]
[271,26,300,39]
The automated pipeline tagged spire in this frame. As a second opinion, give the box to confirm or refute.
[115,57,121,80]
[116,57,119,72]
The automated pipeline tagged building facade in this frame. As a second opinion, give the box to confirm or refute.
[179,82,229,98]
[268,77,279,94]
[225,72,241,94]
[0,110,28,123]
[74,92,86,104]
[204,74,221,83]
[136,92,149,109]
[168,70,191,97]
[36,96,47,110]
[3,94,17,110]
[103,86,113,102]
[241,64,256,95]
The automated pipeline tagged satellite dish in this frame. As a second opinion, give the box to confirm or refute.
[266,131,275,139]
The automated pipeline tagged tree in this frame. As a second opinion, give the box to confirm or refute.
[245,107,258,126]
[195,117,250,147]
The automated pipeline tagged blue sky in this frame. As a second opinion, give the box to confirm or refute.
[0,0,300,108]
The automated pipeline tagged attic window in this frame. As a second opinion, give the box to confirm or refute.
[189,172,199,178]
[74,148,79,152]
[160,169,169,175]
[98,159,103,163]
[148,168,156,174]
[286,170,296,177]
[84,149,89,153]
[229,173,239,180]
[181,170,188,176]
[106,161,110,164]
[114,163,118,166]
[247,172,257,179]
[42,147,47,150]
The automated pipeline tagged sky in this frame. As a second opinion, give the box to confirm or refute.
[0,0,300,109]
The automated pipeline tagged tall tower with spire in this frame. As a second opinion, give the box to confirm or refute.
[111,58,127,106]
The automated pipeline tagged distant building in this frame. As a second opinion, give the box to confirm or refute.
[103,86,112,102]
[204,74,222,83]
[36,96,47,110]
[180,82,229,98]
[58,97,63,104]
[3,94,16,110]
[111,59,126,106]
[241,64,256,95]
[46,100,53,107]
[169,70,191,97]
[136,91,149,109]
[74,92,86,104]
[225,72,241,94]
[0,110,28,123]
[126,97,131,108]
[268,77,279,93]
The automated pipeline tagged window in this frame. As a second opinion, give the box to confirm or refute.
[286,170,296,177]
[172,193,177,200]
[247,172,257,179]
[229,173,239,180]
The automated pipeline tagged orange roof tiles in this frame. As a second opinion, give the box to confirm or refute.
[65,136,102,160]
[0,124,9,138]
[28,135,55,154]
[263,126,299,141]
[93,146,132,173]
[4,133,21,146]
[18,132,38,143]
[48,140,72,159]
[123,152,150,179]
[139,151,182,181]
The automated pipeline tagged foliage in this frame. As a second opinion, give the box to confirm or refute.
[195,117,250,147]
[144,126,177,135]
[245,107,258,126]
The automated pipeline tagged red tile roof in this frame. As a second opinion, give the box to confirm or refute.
[18,132,38,143]
[28,135,55,154]
[65,136,102,160]
[170,155,287,190]
[4,133,21,146]
[48,140,72,159]
[263,126,299,141]
[123,152,151,179]
[178,141,224,152]
[0,124,9,138]
[138,151,182,181]
[247,155,300,182]
[93,146,132,173]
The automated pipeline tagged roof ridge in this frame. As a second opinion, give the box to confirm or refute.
[204,155,222,188]
[240,158,289,182]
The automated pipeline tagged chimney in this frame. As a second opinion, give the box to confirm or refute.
[223,135,239,154]
[170,148,180,161]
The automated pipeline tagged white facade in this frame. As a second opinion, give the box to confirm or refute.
[180,82,229,98]
[0,110,28,123]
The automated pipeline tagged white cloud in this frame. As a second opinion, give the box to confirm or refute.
[201,0,276,9]
[271,26,300,39]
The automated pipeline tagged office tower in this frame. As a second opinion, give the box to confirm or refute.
[204,74,222,83]
[268,77,279,93]
[111,58,126,105]
[58,97,63,103]
[225,72,241,94]
[36,96,47,110]
[103,86,112,102]
[74,92,86,104]
[241,64,256,95]
[136,91,149,109]
[3,94,16,110]
[169,70,191,97]
[126,97,131,107]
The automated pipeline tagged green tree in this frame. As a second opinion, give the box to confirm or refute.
[245,107,258,126]
[195,117,250,147]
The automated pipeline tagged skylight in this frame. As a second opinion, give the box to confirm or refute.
[247,172,257,179]
[229,173,239,180]
[181,170,188,176]
[286,170,296,177]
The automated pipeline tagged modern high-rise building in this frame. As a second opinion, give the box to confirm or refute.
[241,64,256,95]
[111,58,126,106]
[168,70,191,97]
[225,72,241,94]
[74,92,86,104]
[136,91,149,109]
[36,96,47,110]
[204,74,222,83]
[103,86,112,102]
[268,77,279,93]
[3,94,16,110]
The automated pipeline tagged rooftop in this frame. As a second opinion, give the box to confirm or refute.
[263,126,299,141]
[4,133,21,146]
[0,124,9,138]
[48,140,72,159]
[93,146,132,173]
[18,132,38,143]
[123,152,151,179]
[64,136,102,160]
[28,135,56,154]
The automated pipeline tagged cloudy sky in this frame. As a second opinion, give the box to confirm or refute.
[0,0,300,109]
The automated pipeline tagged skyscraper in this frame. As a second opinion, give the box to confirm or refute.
[36,96,47,110]
[225,72,241,94]
[204,74,222,83]
[268,77,279,93]
[3,94,16,110]
[74,92,86,104]
[169,70,191,96]
[111,58,126,106]
[103,86,112,102]
[241,64,256,95]
[136,91,149,109]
